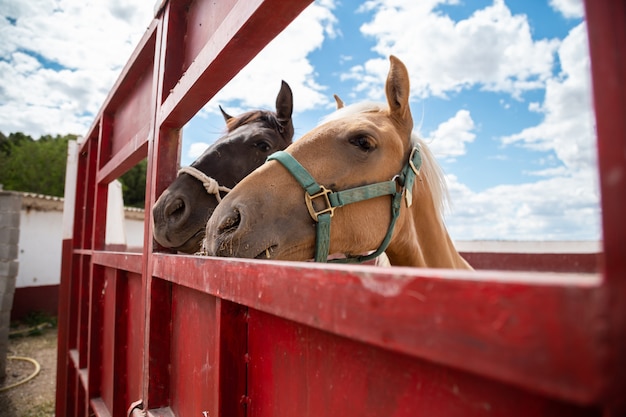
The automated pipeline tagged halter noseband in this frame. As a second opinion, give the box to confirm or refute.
[267,146,422,263]
[178,166,231,202]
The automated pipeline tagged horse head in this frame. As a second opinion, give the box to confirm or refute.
[204,58,470,269]
[152,81,294,253]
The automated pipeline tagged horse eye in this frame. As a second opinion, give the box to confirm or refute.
[349,136,374,152]
[255,141,272,152]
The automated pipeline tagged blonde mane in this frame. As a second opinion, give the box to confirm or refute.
[320,102,449,220]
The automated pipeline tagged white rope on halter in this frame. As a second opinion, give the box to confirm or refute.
[177,166,232,202]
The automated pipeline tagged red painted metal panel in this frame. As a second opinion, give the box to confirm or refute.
[183,0,237,76]
[87,264,105,400]
[100,268,122,415]
[72,142,88,249]
[77,255,91,369]
[80,136,97,250]
[93,21,159,136]
[461,252,599,273]
[11,285,60,321]
[159,1,188,105]
[152,255,603,404]
[170,286,219,417]
[76,381,86,417]
[96,25,157,183]
[584,1,626,414]
[216,299,248,417]
[125,272,146,405]
[56,239,74,417]
[248,309,600,417]
[93,251,143,274]
[108,74,153,160]
[146,127,182,249]
[90,397,110,417]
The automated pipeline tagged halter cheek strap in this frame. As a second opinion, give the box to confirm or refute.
[178,166,232,202]
[267,146,422,263]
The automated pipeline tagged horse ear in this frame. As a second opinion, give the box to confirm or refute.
[275,80,294,141]
[333,94,345,109]
[275,80,293,123]
[219,105,233,122]
[385,55,413,133]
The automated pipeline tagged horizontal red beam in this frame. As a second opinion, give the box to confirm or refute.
[93,251,143,274]
[97,130,149,184]
[152,254,604,405]
[90,398,110,417]
[461,252,599,273]
[158,0,311,127]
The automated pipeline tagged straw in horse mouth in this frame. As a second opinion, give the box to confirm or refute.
[255,245,277,259]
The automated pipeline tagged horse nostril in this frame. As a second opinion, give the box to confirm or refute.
[166,198,186,221]
[218,208,241,235]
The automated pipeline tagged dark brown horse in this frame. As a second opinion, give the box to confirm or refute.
[153,81,294,253]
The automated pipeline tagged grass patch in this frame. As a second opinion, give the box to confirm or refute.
[10,311,57,338]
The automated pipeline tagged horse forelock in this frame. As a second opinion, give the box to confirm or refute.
[226,110,292,145]
[320,102,449,220]
[320,101,386,125]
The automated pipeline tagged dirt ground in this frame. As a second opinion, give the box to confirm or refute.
[0,325,57,417]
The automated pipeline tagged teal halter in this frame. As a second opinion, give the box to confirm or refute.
[267,146,422,263]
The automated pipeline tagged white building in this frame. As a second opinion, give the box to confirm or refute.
[12,186,144,320]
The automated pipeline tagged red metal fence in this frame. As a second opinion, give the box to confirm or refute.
[56,1,625,416]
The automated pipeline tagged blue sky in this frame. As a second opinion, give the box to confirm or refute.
[0,0,599,241]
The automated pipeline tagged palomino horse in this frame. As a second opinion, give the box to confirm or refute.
[153,81,294,253]
[204,57,471,269]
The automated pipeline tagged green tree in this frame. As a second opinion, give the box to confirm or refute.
[0,132,75,196]
[0,131,7,154]
[0,132,147,206]
[119,159,147,208]
[0,132,33,157]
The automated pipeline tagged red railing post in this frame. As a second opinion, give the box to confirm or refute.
[584,1,626,414]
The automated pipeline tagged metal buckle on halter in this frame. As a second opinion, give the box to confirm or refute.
[408,147,421,176]
[305,186,336,222]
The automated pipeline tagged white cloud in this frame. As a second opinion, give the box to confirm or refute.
[5,0,150,71]
[549,0,585,19]
[338,2,598,241]
[201,2,339,117]
[501,23,595,177]
[0,0,153,136]
[442,21,600,241]
[188,142,210,160]
[423,109,476,160]
[0,51,111,136]
[445,172,599,240]
[343,0,559,100]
